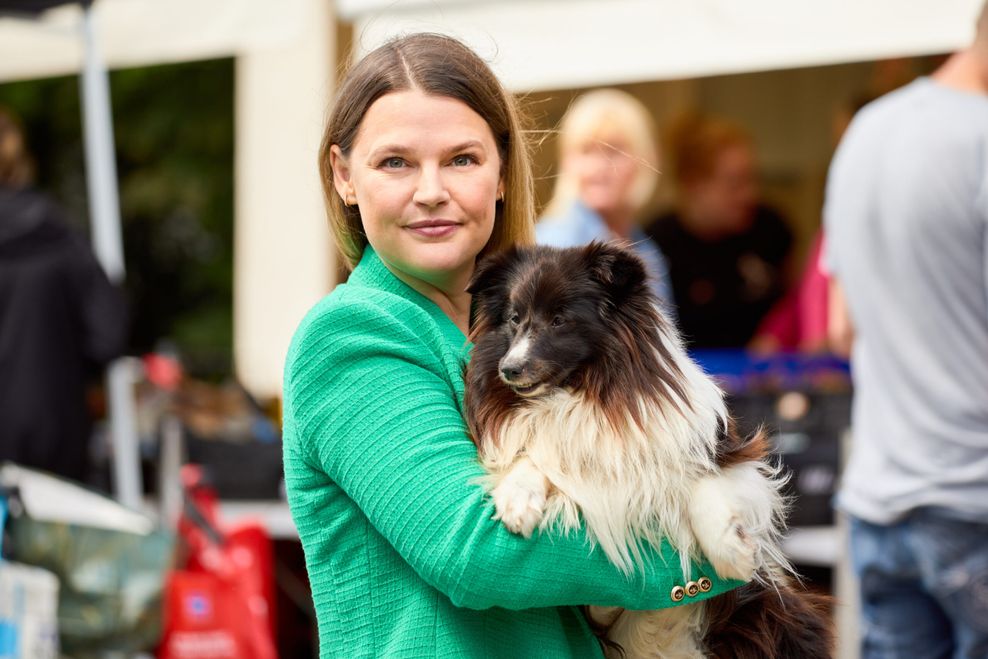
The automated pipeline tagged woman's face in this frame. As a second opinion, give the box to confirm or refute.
[330,90,503,291]
[686,143,758,235]
[564,134,639,220]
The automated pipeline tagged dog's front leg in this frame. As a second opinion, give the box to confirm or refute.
[491,456,549,538]
[687,469,757,582]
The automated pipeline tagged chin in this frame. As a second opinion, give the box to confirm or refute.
[464,243,833,659]
[580,195,621,217]
[400,245,481,281]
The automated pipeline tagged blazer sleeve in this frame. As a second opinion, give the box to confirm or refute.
[285,295,743,612]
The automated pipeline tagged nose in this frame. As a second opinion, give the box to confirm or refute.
[500,362,524,382]
[413,164,451,207]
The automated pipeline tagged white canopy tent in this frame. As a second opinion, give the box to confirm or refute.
[0,0,310,82]
[3,0,982,87]
[338,0,982,91]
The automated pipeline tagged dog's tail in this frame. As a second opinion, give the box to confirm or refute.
[702,576,834,659]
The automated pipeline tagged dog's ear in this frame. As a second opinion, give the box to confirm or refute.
[583,241,648,301]
[467,247,519,298]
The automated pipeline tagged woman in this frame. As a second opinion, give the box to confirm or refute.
[282,34,741,658]
[538,89,674,313]
[646,113,793,349]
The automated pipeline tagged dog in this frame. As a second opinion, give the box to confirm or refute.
[464,242,832,658]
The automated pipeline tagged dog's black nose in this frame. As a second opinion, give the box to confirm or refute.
[500,365,523,382]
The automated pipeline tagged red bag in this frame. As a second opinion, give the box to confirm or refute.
[158,467,277,659]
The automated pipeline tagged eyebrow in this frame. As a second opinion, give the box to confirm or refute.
[446,140,487,153]
[368,144,410,157]
[367,140,488,159]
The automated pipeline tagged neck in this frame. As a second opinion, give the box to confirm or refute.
[678,202,725,241]
[383,262,473,335]
[932,47,988,95]
[597,207,635,240]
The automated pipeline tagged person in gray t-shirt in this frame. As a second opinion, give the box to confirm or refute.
[824,4,988,657]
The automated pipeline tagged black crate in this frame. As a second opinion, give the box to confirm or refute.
[184,433,284,500]
[727,391,849,527]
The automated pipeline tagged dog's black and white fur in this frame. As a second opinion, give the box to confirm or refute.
[465,243,832,658]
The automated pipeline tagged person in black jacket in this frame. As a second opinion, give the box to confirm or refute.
[0,107,127,482]
[647,113,792,348]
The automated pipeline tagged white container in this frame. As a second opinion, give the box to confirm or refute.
[0,560,59,659]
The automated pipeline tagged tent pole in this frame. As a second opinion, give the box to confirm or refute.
[79,0,142,509]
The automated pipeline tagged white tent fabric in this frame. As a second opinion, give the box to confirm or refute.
[340,0,983,92]
[3,0,982,88]
[0,0,307,83]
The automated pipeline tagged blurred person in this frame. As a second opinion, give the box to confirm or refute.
[824,4,988,656]
[749,233,829,354]
[282,34,742,658]
[647,113,793,348]
[751,92,885,356]
[0,107,127,482]
[537,89,674,313]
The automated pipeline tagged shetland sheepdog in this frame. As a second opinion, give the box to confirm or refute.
[465,243,832,658]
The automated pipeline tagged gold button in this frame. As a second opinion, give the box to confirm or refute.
[685,581,699,597]
[698,577,712,593]
[670,585,686,602]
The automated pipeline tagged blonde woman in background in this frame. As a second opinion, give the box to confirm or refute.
[537,89,675,314]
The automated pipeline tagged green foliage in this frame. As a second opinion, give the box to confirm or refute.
[0,58,235,377]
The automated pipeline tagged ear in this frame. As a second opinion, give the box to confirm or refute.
[467,248,518,298]
[329,145,356,206]
[583,241,648,301]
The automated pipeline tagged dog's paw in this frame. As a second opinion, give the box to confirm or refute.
[491,460,548,538]
[705,519,757,581]
[492,483,545,537]
[689,471,762,582]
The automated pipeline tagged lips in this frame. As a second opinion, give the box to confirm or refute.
[406,219,460,238]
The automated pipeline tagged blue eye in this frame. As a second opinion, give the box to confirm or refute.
[381,157,405,169]
[452,154,476,167]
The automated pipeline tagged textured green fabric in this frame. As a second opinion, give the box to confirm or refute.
[282,246,742,658]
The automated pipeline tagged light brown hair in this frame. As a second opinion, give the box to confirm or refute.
[977,0,988,43]
[666,112,751,187]
[319,33,535,270]
[0,107,35,189]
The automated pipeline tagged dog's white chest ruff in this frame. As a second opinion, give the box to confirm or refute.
[480,382,729,576]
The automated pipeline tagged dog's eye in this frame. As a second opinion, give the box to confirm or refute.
[509,313,520,326]
[551,315,565,327]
